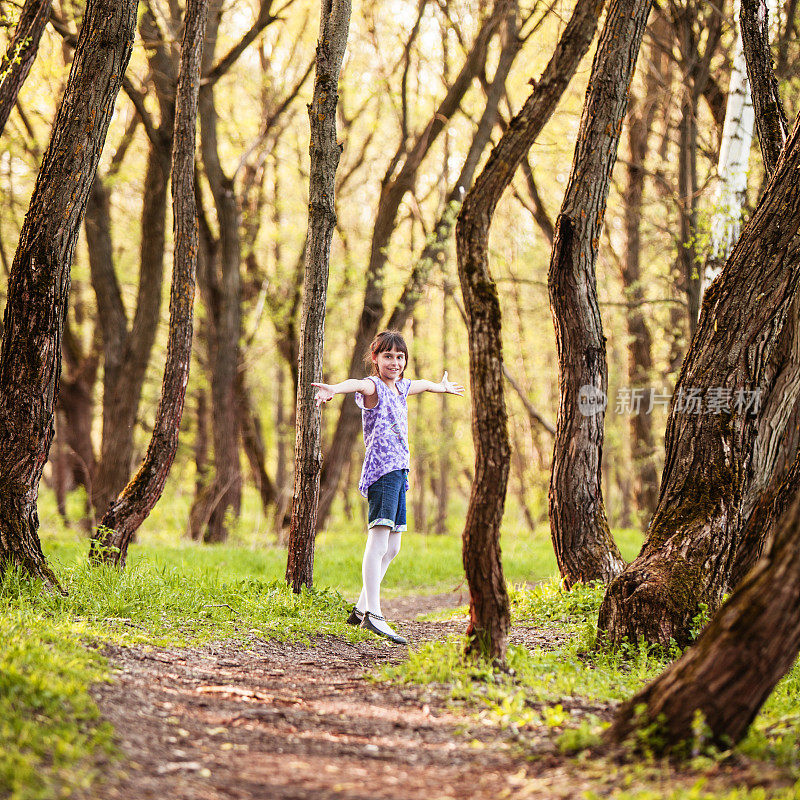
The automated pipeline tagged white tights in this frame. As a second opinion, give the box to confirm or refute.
[356,526,401,631]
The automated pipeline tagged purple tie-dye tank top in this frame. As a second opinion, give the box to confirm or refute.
[354,376,411,497]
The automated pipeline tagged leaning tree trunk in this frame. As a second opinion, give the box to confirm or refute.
[455,0,605,662]
[548,0,652,587]
[731,0,800,586]
[606,482,800,752]
[90,0,209,567]
[598,108,800,648]
[0,0,137,584]
[0,0,52,137]
[285,0,350,592]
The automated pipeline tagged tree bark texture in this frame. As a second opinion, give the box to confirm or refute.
[195,0,244,542]
[622,86,659,521]
[455,0,605,661]
[0,0,136,584]
[548,0,652,587]
[315,1,509,529]
[285,0,350,592]
[606,488,800,752]
[741,0,789,177]
[0,0,52,137]
[90,0,209,567]
[598,110,800,647]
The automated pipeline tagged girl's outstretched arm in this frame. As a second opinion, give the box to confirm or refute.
[311,378,376,407]
[408,371,465,397]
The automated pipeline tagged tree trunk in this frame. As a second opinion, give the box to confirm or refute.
[90,8,176,518]
[741,0,789,177]
[598,109,800,647]
[58,318,99,507]
[606,485,800,752]
[238,370,277,513]
[190,387,210,541]
[0,0,52,137]
[549,0,652,587]
[621,81,659,522]
[195,0,244,544]
[285,0,350,592]
[0,0,137,585]
[90,0,208,567]
[314,1,509,529]
[676,77,701,334]
[702,0,759,294]
[455,0,604,661]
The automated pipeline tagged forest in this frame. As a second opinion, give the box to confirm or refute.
[1,0,800,797]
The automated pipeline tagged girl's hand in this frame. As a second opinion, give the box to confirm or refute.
[311,382,335,407]
[440,371,465,396]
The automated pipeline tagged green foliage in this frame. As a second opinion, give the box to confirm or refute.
[509,577,607,625]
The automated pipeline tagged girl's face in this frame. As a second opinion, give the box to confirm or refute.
[373,347,406,381]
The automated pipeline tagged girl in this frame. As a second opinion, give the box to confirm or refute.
[312,330,464,644]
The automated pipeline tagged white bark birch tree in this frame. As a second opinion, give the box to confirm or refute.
[703,0,780,295]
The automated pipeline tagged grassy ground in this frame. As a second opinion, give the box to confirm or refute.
[7,485,798,799]
[39,485,645,599]
[380,581,800,799]
[10,484,619,800]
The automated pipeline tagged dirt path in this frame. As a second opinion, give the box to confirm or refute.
[87,595,580,800]
[85,596,792,800]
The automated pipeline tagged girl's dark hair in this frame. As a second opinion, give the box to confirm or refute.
[364,330,409,377]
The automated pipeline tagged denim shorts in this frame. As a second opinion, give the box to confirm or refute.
[367,469,408,532]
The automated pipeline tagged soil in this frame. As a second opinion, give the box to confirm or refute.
[87,595,795,800]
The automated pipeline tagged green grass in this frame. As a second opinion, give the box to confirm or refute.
[379,579,800,795]
[38,484,644,600]
[0,484,648,800]
[13,483,621,800]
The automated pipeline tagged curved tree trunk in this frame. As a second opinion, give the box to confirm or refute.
[90,0,209,567]
[718,0,791,583]
[0,0,137,585]
[606,482,800,752]
[285,0,350,592]
[548,0,652,587]
[455,0,605,661]
[598,109,800,647]
[0,0,52,137]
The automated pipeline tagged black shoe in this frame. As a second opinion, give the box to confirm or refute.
[346,606,364,626]
[360,612,408,645]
